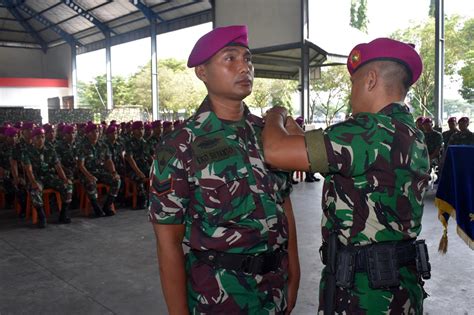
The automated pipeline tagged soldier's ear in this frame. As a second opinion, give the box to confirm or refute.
[366,69,377,92]
[195,65,207,83]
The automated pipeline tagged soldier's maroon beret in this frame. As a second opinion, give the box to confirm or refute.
[459,117,469,123]
[84,123,98,133]
[416,116,425,123]
[62,125,74,134]
[422,117,433,124]
[14,121,22,129]
[347,37,423,85]
[43,124,54,133]
[105,125,117,134]
[31,127,45,137]
[162,121,172,128]
[131,121,144,130]
[4,127,18,137]
[151,120,162,128]
[187,25,248,67]
[22,121,35,130]
[447,117,457,123]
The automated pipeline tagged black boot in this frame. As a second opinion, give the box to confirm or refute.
[91,199,105,217]
[36,206,47,228]
[58,202,72,224]
[102,195,116,216]
[135,195,147,210]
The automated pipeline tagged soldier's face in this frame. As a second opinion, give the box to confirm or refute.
[64,133,74,143]
[196,46,254,100]
[46,131,55,141]
[87,130,99,144]
[133,128,144,138]
[107,131,117,142]
[459,120,469,132]
[448,121,457,130]
[33,134,45,148]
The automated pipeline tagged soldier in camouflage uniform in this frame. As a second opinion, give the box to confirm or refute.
[442,117,458,150]
[148,25,300,314]
[422,117,443,168]
[104,125,126,177]
[23,127,73,228]
[43,123,56,150]
[147,120,162,158]
[448,116,474,145]
[125,121,152,209]
[55,125,77,180]
[0,127,19,208]
[76,123,121,217]
[263,38,431,314]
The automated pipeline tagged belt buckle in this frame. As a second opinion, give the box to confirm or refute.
[241,255,263,274]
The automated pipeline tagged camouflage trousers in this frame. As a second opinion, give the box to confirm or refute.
[318,265,424,314]
[127,171,148,199]
[186,251,288,315]
[80,170,121,202]
[29,176,73,208]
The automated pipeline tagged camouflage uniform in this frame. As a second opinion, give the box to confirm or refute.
[149,98,292,314]
[22,144,73,208]
[147,134,161,157]
[125,135,152,203]
[55,139,77,179]
[449,130,474,145]
[442,129,457,150]
[105,138,126,177]
[306,103,430,314]
[76,138,121,202]
[424,129,443,166]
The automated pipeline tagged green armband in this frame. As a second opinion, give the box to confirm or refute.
[304,129,329,173]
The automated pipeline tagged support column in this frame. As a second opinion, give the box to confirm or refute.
[105,32,113,110]
[150,18,159,120]
[434,0,445,127]
[71,43,77,109]
[300,44,310,122]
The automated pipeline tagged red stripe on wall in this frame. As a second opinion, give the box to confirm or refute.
[0,77,68,87]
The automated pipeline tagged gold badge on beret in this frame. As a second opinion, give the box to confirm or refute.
[349,49,362,70]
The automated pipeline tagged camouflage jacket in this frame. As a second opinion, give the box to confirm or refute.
[319,103,430,245]
[0,142,12,171]
[22,144,60,179]
[149,97,292,254]
[424,130,443,155]
[76,139,111,174]
[449,130,474,145]
[105,139,126,175]
[55,140,77,173]
[147,134,161,157]
[442,129,457,148]
[125,136,152,173]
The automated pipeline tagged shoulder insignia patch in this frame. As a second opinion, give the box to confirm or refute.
[151,178,173,196]
[156,146,176,174]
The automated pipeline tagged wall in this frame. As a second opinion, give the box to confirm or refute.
[0,45,72,123]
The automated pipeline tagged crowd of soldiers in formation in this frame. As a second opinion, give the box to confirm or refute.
[0,119,182,228]
[415,115,473,174]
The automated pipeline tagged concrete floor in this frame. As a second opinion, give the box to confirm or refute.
[0,181,472,314]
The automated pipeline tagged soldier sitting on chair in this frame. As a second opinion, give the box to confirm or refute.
[125,121,152,210]
[22,127,73,228]
[76,123,121,217]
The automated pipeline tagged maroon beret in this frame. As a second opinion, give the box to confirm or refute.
[4,127,18,137]
[187,25,248,67]
[347,38,423,85]
[14,122,22,129]
[416,116,425,123]
[459,117,469,123]
[84,123,98,133]
[423,117,432,124]
[105,125,117,134]
[151,120,162,128]
[31,127,45,137]
[447,117,457,123]
[163,121,172,128]
[43,124,54,133]
[131,121,144,130]
[22,121,35,130]
[62,125,75,134]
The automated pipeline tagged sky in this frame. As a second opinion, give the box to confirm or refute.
[77,0,474,99]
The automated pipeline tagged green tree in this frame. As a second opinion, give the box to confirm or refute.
[458,19,474,103]
[78,74,131,111]
[444,99,471,118]
[246,78,297,116]
[310,65,351,127]
[392,15,469,116]
[350,0,369,33]
[245,78,272,115]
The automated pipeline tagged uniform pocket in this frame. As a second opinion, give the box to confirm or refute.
[199,174,256,226]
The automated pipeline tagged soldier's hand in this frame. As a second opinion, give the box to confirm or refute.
[31,180,40,190]
[265,106,288,121]
[87,175,97,184]
[285,117,304,136]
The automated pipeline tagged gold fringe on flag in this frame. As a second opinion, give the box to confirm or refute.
[438,228,448,254]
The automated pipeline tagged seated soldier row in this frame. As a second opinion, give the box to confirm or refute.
[0,118,183,228]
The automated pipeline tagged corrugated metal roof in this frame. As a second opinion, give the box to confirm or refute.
[0,0,212,52]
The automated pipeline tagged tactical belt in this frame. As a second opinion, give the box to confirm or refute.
[321,239,417,271]
[192,248,287,275]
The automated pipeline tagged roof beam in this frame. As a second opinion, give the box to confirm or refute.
[129,0,164,22]
[61,0,114,35]
[18,3,78,46]
[2,0,47,52]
